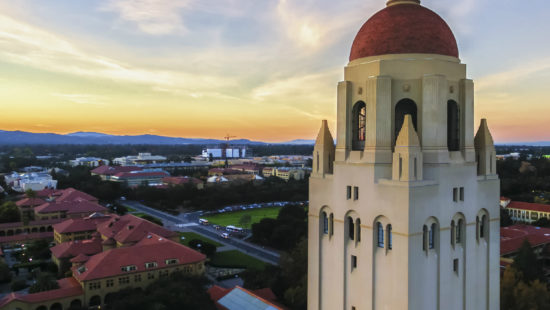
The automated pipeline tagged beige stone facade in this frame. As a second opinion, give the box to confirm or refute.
[308,2,500,310]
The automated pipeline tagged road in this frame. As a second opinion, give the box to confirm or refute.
[120,201,280,265]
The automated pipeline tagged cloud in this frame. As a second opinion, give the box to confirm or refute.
[101,0,192,35]
[476,57,550,92]
[51,93,107,105]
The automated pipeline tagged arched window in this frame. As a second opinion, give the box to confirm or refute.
[387,224,392,250]
[322,212,328,235]
[377,222,384,248]
[352,101,366,150]
[447,100,460,151]
[356,218,361,242]
[348,217,355,240]
[422,225,428,251]
[395,99,417,144]
[429,223,436,249]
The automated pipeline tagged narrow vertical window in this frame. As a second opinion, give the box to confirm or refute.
[329,213,334,236]
[346,186,352,200]
[422,225,428,251]
[480,215,487,239]
[429,223,436,249]
[414,157,417,179]
[316,152,319,172]
[348,217,355,240]
[476,216,480,241]
[459,187,464,201]
[453,258,459,274]
[353,186,359,200]
[351,255,357,270]
[447,100,460,151]
[399,157,403,178]
[322,212,328,235]
[451,220,456,246]
[352,101,366,150]
[356,218,361,242]
[453,188,458,202]
[377,222,384,248]
[387,224,392,250]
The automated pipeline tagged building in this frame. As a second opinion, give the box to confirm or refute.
[502,199,550,223]
[162,176,204,189]
[113,153,167,166]
[4,171,57,192]
[69,157,109,167]
[0,234,206,310]
[208,285,287,310]
[90,165,142,181]
[308,1,500,309]
[202,147,247,159]
[262,167,305,181]
[110,170,170,187]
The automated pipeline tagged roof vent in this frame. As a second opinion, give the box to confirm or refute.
[147,235,152,239]
[128,225,134,230]
[159,238,163,241]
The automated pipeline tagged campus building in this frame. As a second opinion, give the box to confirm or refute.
[501,197,550,224]
[308,1,500,309]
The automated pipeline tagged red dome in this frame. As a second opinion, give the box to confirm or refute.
[349,4,458,61]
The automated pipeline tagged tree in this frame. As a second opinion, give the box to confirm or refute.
[25,188,37,199]
[140,214,163,226]
[501,266,550,310]
[10,279,28,291]
[0,201,21,223]
[500,208,514,227]
[29,272,59,293]
[0,261,12,283]
[26,239,51,260]
[512,240,544,283]
[188,239,216,257]
[239,214,252,228]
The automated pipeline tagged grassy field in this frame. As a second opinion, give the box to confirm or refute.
[209,250,268,270]
[204,207,280,229]
[178,232,223,247]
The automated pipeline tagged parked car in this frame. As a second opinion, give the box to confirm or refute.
[213,225,221,230]
[220,233,230,239]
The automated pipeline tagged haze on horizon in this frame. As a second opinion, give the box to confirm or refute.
[0,0,549,143]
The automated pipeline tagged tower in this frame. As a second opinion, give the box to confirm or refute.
[308,1,500,310]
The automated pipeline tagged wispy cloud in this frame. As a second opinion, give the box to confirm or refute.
[51,93,107,105]
[101,0,192,35]
[476,57,550,91]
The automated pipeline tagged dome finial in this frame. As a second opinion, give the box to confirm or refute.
[387,0,420,7]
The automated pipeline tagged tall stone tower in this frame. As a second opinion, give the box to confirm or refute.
[308,1,500,310]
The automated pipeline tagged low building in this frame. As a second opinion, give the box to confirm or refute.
[90,165,142,181]
[69,157,109,167]
[34,200,107,221]
[208,285,287,310]
[262,167,306,181]
[52,213,113,243]
[502,199,550,223]
[4,171,57,192]
[202,147,247,159]
[113,153,167,166]
[110,170,170,187]
[162,176,204,189]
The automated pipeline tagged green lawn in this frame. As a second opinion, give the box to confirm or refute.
[204,207,281,229]
[209,250,268,270]
[178,232,222,247]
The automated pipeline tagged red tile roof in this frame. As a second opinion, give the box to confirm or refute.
[501,225,550,255]
[16,198,46,207]
[70,253,90,263]
[97,214,176,244]
[209,286,287,310]
[55,188,98,203]
[35,200,106,215]
[73,233,205,281]
[91,165,141,175]
[51,238,103,260]
[53,213,113,234]
[506,201,550,213]
[113,171,169,179]
[0,277,83,307]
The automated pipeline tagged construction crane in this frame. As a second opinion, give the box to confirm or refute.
[222,134,236,167]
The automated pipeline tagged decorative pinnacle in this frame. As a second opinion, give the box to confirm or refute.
[387,0,420,7]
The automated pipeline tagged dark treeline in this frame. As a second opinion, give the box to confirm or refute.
[496,145,550,158]
[498,158,550,202]
[0,144,313,171]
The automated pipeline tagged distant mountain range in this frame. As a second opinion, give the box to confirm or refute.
[496,142,550,147]
[0,130,316,145]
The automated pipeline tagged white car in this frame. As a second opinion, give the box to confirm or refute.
[220,233,230,239]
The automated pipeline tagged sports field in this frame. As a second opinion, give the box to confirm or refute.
[209,250,268,270]
[178,231,223,247]
[204,207,280,229]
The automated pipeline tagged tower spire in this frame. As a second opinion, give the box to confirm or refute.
[392,114,423,181]
[312,120,335,176]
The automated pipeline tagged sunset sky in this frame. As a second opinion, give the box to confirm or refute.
[0,0,549,143]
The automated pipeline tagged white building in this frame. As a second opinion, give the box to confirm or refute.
[308,1,500,310]
[69,157,109,167]
[202,148,246,159]
[113,153,167,166]
[4,171,58,192]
